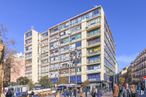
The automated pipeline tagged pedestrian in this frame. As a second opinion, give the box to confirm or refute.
[69,88,72,97]
[84,87,88,97]
[56,90,60,97]
[96,88,102,97]
[73,88,77,97]
[130,84,138,97]
[91,87,96,97]
[113,83,119,97]
[63,89,66,97]
[79,88,85,97]
[6,88,15,97]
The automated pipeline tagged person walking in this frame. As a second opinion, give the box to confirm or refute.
[130,84,138,97]
[96,88,102,97]
[113,83,119,97]
[91,87,96,97]
[73,88,77,97]
[6,88,14,97]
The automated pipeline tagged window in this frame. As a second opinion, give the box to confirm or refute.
[70,33,81,42]
[41,59,48,64]
[25,52,32,57]
[70,75,81,83]
[50,26,59,34]
[25,45,32,51]
[87,64,101,70]
[87,18,100,27]
[50,34,58,41]
[70,25,81,33]
[59,22,70,30]
[88,46,100,54]
[88,37,100,46]
[50,56,59,62]
[87,28,100,37]
[88,55,100,64]
[70,41,81,50]
[25,32,32,38]
[60,45,69,53]
[76,41,81,47]
[50,41,59,49]
[41,46,48,53]
[41,39,48,46]
[60,53,70,61]
[50,49,59,55]
[88,73,100,81]
[25,38,32,44]
[41,32,48,40]
[60,37,69,44]
[25,59,32,64]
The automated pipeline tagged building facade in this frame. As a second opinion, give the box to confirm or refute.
[24,29,39,83]
[24,6,116,84]
[10,53,25,82]
[131,49,146,82]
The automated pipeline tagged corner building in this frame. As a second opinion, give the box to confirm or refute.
[24,6,116,85]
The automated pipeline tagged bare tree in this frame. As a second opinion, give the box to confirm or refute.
[0,25,17,87]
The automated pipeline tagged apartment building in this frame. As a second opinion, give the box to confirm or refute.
[24,6,116,84]
[24,29,39,83]
[131,49,146,82]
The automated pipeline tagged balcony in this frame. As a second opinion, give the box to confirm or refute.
[25,56,32,60]
[25,35,32,40]
[87,51,100,57]
[88,59,100,65]
[86,22,100,31]
[88,78,100,82]
[50,38,59,43]
[25,63,32,66]
[25,49,32,53]
[87,37,100,48]
[87,31,100,40]
[87,69,100,74]
[25,42,32,47]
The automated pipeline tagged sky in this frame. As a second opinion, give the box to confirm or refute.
[0,0,146,70]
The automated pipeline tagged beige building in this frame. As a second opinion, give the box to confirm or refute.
[130,49,146,82]
[10,53,25,82]
[24,6,116,84]
[24,29,39,83]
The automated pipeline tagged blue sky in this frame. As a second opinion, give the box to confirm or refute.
[0,0,146,70]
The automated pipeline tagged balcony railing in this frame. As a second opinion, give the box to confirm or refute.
[87,69,100,74]
[87,30,100,38]
[88,59,100,65]
[87,51,100,56]
[87,40,100,47]
[86,22,100,31]
[88,78,100,82]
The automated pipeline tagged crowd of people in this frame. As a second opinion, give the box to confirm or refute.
[55,86,104,97]
[113,82,145,97]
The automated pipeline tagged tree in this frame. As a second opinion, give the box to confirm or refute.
[17,77,30,85]
[27,80,34,90]
[0,25,17,87]
[39,76,52,88]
